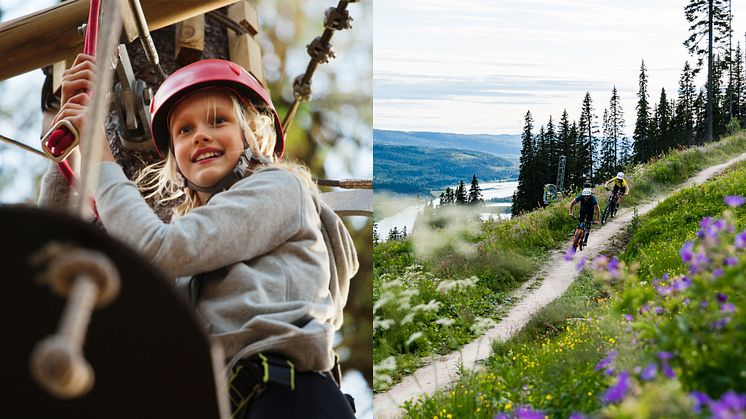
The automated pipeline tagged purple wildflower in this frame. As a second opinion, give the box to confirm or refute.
[656,284,672,296]
[695,252,710,266]
[725,256,739,266]
[514,405,546,419]
[654,306,665,315]
[673,276,692,291]
[684,297,691,306]
[608,257,619,271]
[736,230,746,249]
[640,363,658,381]
[564,247,576,261]
[576,256,588,271]
[680,241,695,263]
[717,292,728,303]
[725,195,745,207]
[713,268,725,279]
[700,216,713,231]
[494,414,510,419]
[569,414,587,419]
[624,314,634,322]
[639,304,650,315]
[595,350,617,372]
[711,317,731,330]
[602,370,630,404]
[657,351,673,360]
[713,219,726,232]
[709,390,746,419]
[691,391,711,414]
[661,361,676,378]
[721,303,736,313]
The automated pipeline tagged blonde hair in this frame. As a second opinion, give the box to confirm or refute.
[136,88,317,218]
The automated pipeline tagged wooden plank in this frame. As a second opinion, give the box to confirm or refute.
[174,15,205,65]
[229,34,264,85]
[118,0,138,43]
[0,0,239,81]
[227,0,258,35]
[321,190,373,217]
[227,0,263,85]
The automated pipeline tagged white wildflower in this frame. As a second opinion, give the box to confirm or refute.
[435,318,455,327]
[470,317,497,335]
[373,316,395,331]
[405,331,424,347]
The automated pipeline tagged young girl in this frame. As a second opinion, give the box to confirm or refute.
[41,54,358,418]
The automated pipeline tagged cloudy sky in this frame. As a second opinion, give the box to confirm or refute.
[374,0,746,135]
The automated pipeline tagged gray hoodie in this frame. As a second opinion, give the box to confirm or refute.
[41,162,358,372]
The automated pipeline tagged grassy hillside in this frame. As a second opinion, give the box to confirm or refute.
[374,129,521,156]
[374,131,746,394]
[397,142,746,417]
[374,143,518,195]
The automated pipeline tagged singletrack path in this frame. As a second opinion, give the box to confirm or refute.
[373,152,746,418]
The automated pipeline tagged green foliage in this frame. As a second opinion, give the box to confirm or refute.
[402,275,617,418]
[373,265,502,391]
[399,145,746,417]
[624,162,746,279]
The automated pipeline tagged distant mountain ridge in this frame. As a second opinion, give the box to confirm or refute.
[374,129,522,157]
[374,129,521,195]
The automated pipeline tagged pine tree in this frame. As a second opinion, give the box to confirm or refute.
[732,43,745,121]
[634,60,652,163]
[684,0,732,141]
[654,88,673,155]
[535,125,548,184]
[674,61,697,147]
[557,110,572,190]
[712,54,727,137]
[567,121,583,189]
[467,174,483,205]
[455,180,467,204]
[599,108,615,181]
[545,116,558,185]
[513,110,535,215]
[373,223,380,244]
[578,93,597,183]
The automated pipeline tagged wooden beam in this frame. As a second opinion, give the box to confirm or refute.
[227,0,264,85]
[0,0,239,81]
[174,15,205,66]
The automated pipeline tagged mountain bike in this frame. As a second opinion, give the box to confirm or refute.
[572,216,598,252]
[601,187,620,225]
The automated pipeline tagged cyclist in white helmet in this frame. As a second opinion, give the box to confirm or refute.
[603,171,630,214]
[569,186,600,245]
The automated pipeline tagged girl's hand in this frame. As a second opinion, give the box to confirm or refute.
[53,53,115,162]
[60,54,96,106]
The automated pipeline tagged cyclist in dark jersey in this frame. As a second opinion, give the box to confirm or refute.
[569,187,601,245]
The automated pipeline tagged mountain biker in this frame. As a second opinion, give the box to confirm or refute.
[603,172,630,212]
[569,187,600,245]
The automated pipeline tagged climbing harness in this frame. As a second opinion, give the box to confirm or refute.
[282,0,360,134]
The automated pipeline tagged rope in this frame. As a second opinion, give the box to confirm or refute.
[315,178,372,189]
[29,243,121,399]
[0,134,51,160]
[73,0,121,218]
[206,10,251,36]
[128,0,167,81]
[282,0,359,134]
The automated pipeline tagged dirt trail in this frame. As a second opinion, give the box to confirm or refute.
[373,153,746,419]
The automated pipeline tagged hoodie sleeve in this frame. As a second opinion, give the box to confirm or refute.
[316,198,359,329]
[94,162,306,279]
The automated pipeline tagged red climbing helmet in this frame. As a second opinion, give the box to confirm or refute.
[150,59,284,158]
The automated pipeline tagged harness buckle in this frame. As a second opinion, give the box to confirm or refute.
[40,119,80,163]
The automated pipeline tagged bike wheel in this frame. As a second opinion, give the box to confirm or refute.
[601,205,609,224]
[572,229,582,251]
